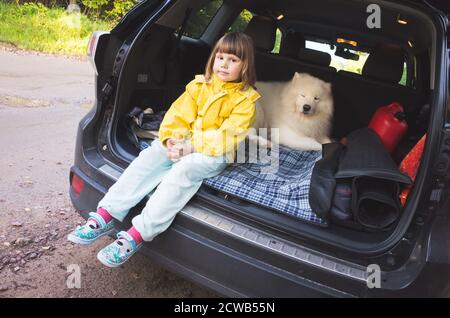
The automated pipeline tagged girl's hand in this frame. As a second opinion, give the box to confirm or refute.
[166,138,181,160]
[173,141,195,157]
[166,138,178,150]
[167,149,182,160]
[166,138,195,160]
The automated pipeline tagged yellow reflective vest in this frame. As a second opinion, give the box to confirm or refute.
[158,74,261,161]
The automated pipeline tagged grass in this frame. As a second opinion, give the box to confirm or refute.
[0,2,114,57]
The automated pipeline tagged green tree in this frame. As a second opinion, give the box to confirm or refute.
[81,0,109,19]
[105,0,139,22]
[228,9,252,33]
[182,0,223,38]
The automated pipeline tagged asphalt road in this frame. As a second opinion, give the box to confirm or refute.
[0,46,216,298]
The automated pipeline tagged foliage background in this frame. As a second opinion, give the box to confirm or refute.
[2,0,140,21]
[0,0,115,56]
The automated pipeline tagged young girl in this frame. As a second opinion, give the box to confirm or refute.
[67,32,260,267]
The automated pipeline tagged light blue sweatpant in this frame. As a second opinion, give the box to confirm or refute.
[97,139,228,241]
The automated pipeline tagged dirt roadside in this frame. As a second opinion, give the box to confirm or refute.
[0,47,216,298]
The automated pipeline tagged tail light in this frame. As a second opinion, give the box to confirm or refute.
[87,31,109,75]
[71,174,85,196]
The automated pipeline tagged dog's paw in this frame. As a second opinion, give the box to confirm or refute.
[303,140,323,151]
[312,144,323,151]
[289,139,322,151]
[320,137,332,144]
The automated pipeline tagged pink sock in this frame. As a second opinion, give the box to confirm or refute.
[127,226,143,245]
[96,207,113,224]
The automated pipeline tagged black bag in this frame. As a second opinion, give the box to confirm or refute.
[309,128,412,230]
[125,107,166,150]
[330,181,352,221]
[127,107,166,132]
[309,142,344,220]
[334,128,412,230]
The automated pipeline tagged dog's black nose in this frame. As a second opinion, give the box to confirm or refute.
[303,104,311,112]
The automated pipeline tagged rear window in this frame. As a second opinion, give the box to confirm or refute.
[305,40,369,74]
[305,39,408,86]
[181,0,223,39]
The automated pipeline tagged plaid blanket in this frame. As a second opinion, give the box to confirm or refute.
[203,145,327,225]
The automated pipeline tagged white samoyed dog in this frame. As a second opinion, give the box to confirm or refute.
[251,72,334,151]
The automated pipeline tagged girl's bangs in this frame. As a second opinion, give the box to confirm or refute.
[216,37,245,59]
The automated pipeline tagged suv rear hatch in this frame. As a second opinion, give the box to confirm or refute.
[93,0,448,263]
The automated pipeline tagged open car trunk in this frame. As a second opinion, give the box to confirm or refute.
[102,0,448,257]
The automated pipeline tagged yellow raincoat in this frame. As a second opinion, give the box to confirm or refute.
[158,73,261,161]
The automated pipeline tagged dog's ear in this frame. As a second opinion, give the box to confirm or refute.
[293,72,301,81]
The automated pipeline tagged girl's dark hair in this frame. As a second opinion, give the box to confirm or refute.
[204,32,256,90]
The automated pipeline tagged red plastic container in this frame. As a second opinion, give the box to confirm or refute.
[368,102,408,153]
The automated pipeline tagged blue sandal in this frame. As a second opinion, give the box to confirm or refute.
[97,231,142,268]
[67,212,115,245]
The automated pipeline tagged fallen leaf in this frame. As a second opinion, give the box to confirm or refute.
[14,238,32,247]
